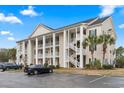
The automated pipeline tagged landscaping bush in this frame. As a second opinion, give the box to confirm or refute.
[56,65,60,69]
[94,59,101,69]
[103,64,113,69]
[44,62,48,68]
[115,56,124,68]
[85,59,101,69]
[49,65,56,69]
[85,64,90,69]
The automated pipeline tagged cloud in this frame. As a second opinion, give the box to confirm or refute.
[0,13,22,24]
[20,6,39,17]
[119,24,124,29]
[7,37,16,41]
[99,5,119,18]
[0,31,13,35]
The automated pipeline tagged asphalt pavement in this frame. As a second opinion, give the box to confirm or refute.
[0,71,124,88]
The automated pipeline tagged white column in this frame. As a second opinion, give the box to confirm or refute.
[68,30,70,68]
[63,30,67,68]
[35,38,38,64]
[43,36,45,64]
[22,41,25,64]
[16,43,20,64]
[80,26,83,68]
[27,40,32,65]
[53,33,56,66]
[75,27,78,68]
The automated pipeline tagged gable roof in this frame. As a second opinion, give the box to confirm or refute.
[29,24,53,38]
[54,17,97,31]
[89,16,110,26]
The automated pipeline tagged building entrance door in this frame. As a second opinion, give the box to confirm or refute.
[83,55,86,67]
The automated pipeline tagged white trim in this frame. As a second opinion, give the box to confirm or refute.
[80,26,83,68]
[43,36,45,64]
[35,38,38,64]
[53,33,56,65]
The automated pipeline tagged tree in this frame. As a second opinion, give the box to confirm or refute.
[7,48,16,63]
[0,52,9,62]
[98,34,115,64]
[0,49,9,62]
[83,36,99,64]
[115,47,124,68]
[116,46,124,58]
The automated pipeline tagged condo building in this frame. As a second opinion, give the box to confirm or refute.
[16,16,116,68]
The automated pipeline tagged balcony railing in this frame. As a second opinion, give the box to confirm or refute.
[46,43,53,46]
[55,41,59,45]
[25,50,27,54]
[38,54,43,58]
[55,52,59,56]
[77,34,80,40]
[34,54,43,58]
[38,44,43,48]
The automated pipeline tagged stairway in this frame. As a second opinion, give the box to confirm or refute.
[69,40,80,53]
[69,53,80,67]
[67,40,80,67]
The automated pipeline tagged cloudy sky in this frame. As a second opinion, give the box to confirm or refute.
[0,5,124,48]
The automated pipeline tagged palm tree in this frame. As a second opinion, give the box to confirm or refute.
[98,34,115,64]
[7,48,16,63]
[83,36,99,64]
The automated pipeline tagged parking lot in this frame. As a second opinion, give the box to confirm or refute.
[0,71,124,88]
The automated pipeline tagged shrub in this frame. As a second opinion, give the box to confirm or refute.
[49,65,55,69]
[44,62,48,68]
[115,56,124,68]
[85,64,90,69]
[94,59,101,69]
[85,59,101,69]
[56,65,60,69]
[103,64,113,69]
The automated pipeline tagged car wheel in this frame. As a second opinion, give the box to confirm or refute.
[2,68,6,72]
[27,73,31,75]
[34,70,38,75]
[6,68,9,71]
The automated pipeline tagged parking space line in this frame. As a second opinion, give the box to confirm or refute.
[89,76,106,83]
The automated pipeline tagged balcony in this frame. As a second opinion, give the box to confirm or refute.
[25,50,27,54]
[55,52,59,57]
[38,54,43,58]
[77,34,80,40]
[34,54,43,58]
[38,44,43,48]
[45,53,52,58]
[46,43,53,47]
[55,41,59,45]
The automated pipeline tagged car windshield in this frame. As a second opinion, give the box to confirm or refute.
[4,63,16,66]
[30,64,44,68]
[0,63,3,65]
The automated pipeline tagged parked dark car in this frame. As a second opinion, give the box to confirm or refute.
[0,63,22,71]
[0,63,5,71]
[24,64,53,75]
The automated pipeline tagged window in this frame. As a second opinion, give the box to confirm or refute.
[110,50,111,54]
[77,27,80,32]
[95,58,96,61]
[83,28,86,35]
[89,29,97,36]
[108,28,112,31]
[89,45,97,51]
[83,45,86,49]
[89,58,91,63]
[71,33,74,38]
[95,45,97,51]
